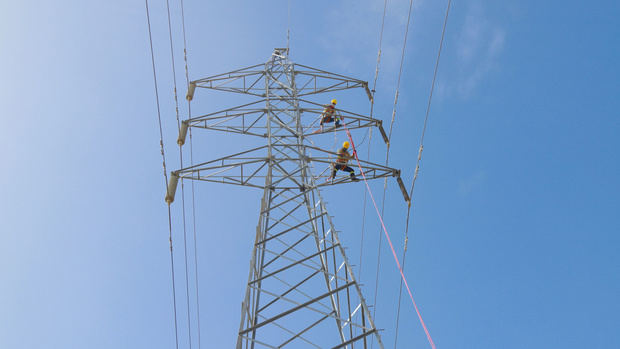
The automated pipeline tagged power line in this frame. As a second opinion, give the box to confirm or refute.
[144,0,179,347]
[178,0,203,347]
[357,0,388,342]
[164,0,193,345]
[359,0,388,284]
[178,0,203,348]
[371,1,415,347]
[393,1,452,348]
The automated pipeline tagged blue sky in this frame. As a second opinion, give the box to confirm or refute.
[1,0,619,348]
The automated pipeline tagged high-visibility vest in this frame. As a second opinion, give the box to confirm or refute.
[323,105,335,117]
[336,147,350,164]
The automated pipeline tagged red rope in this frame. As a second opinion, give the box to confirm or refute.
[343,127,436,349]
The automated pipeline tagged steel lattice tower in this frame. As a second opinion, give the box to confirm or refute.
[166,48,410,348]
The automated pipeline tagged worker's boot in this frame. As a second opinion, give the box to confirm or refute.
[350,174,360,182]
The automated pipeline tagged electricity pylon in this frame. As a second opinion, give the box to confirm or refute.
[166,48,410,348]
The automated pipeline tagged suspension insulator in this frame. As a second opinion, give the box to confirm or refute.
[165,172,180,204]
[396,176,411,204]
[378,122,390,145]
[363,82,373,102]
[177,121,189,146]
[186,82,196,101]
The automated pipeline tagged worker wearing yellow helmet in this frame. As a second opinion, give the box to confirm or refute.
[319,98,342,130]
[328,141,359,182]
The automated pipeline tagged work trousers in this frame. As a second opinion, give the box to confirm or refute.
[332,163,354,178]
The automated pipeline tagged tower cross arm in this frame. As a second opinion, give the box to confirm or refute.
[177,98,387,141]
[166,144,407,203]
[186,62,372,99]
[189,63,267,97]
[294,63,372,100]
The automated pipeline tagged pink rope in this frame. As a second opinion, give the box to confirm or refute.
[344,127,436,349]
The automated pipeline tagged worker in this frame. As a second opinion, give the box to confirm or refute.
[319,99,342,130]
[329,141,359,182]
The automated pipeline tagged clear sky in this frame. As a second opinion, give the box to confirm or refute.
[1,0,619,348]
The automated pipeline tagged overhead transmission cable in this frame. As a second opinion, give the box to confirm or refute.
[371,1,415,347]
[178,0,203,348]
[359,0,388,282]
[393,1,451,348]
[164,0,193,346]
[356,0,388,341]
[144,0,180,348]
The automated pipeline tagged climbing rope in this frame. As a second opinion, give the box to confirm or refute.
[393,1,451,347]
[343,125,436,349]
[144,0,179,347]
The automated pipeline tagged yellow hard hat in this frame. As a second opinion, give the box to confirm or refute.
[343,141,350,148]
[331,99,337,105]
